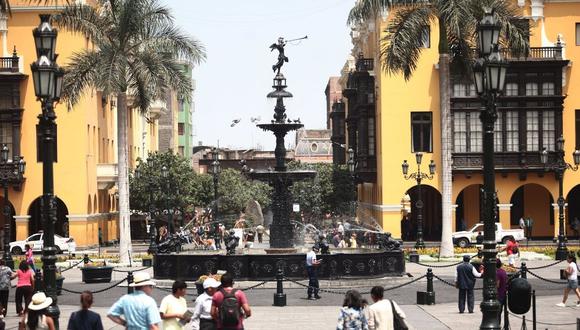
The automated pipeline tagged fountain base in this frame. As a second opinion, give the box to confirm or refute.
[264,248,298,254]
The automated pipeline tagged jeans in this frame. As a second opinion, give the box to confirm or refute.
[0,290,8,316]
[458,288,474,313]
[15,286,33,315]
[306,266,319,298]
[215,237,221,249]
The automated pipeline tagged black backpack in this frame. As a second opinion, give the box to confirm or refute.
[219,288,240,326]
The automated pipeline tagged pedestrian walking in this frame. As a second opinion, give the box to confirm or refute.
[502,237,519,267]
[306,245,321,300]
[366,286,408,330]
[107,272,161,329]
[255,225,264,244]
[0,260,15,317]
[18,292,55,330]
[455,255,482,313]
[556,254,580,307]
[15,261,35,316]
[159,280,189,330]
[67,291,104,330]
[25,245,35,272]
[495,259,508,324]
[210,272,251,330]
[336,290,369,330]
[192,278,220,330]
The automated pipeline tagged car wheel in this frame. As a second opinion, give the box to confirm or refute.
[502,236,513,244]
[55,246,62,255]
[457,238,469,248]
[11,247,22,255]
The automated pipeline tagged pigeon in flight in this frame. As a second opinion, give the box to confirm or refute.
[230,118,241,127]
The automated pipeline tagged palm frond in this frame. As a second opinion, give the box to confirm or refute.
[347,0,428,25]
[435,0,471,42]
[53,3,109,45]
[381,6,433,80]
[61,49,102,107]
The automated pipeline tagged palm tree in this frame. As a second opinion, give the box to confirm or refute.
[348,0,528,257]
[55,0,205,263]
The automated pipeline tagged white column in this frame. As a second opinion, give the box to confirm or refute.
[0,13,7,57]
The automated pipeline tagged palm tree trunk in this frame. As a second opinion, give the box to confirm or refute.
[117,92,132,264]
[438,20,454,258]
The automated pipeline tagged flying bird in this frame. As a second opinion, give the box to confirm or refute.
[250,116,261,123]
[230,118,241,127]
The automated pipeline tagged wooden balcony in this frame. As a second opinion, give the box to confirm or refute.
[0,56,19,73]
[452,151,556,174]
[355,58,374,72]
[501,46,564,61]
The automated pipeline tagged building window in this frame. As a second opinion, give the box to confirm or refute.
[525,83,538,96]
[494,112,503,152]
[421,27,430,48]
[411,112,432,152]
[178,123,184,135]
[0,123,12,158]
[576,23,580,46]
[469,114,482,152]
[506,111,519,152]
[541,82,555,95]
[526,111,539,151]
[368,117,375,156]
[452,83,476,97]
[453,112,467,152]
[542,111,555,151]
[505,83,518,96]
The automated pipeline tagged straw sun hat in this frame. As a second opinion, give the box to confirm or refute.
[129,272,156,287]
[28,292,53,311]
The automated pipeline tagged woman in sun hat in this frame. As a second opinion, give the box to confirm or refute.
[18,292,55,330]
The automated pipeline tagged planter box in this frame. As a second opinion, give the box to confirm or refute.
[142,259,152,267]
[81,266,113,283]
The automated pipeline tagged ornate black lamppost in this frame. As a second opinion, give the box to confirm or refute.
[30,14,64,327]
[347,148,357,216]
[135,169,157,254]
[161,165,175,234]
[210,149,221,225]
[1,145,25,269]
[540,136,580,260]
[472,9,509,330]
[401,152,435,249]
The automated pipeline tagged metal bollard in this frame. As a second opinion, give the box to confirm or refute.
[273,268,286,307]
[532,290,536,330]
[127,271,134,294]
[520,262,527,279]
[417,268,435,305]
[576,317,579,330]
[34,268,43,292]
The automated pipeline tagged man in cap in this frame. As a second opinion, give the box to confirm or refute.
[108,272,161,329]
[192,278,220,330]
[306,245,321,300]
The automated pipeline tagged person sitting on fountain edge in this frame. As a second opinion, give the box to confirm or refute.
[306,245,321,300]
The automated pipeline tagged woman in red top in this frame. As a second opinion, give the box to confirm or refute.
[505,237,519,267]
[15,261,35,316]
[25,244,35,272]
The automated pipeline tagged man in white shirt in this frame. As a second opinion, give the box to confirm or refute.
[366,286,408,330]
[306,245,321,300]
[192,278,220,330]
[159,280,189,330]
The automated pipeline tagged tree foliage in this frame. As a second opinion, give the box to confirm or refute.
[288,162,355,222]
[217,169,271,216]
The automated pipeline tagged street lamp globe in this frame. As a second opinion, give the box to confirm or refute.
[472,58,485,95]
[30,52,54,99]
[161,165,168,178]
[556,135,565,152]
[415,152,423,165]
[52,66,65,101]
[485,49,508,94]
[573,150,580,166]
[18,158,25,175]
[347,148,355,174]
[401,160,409,176]
[429,160,436,175]
[33,14,57,60]
[540,148,549,165]
[476,9,501,57]
[0,145,8,163]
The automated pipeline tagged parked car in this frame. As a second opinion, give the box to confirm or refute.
[452,223,525,248]
[9,232,76,255]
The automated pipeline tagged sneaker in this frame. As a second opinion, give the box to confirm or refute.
[576,303,580,308]
[314,295,322,300]
[307,297,316,300]
[556,302,566,307]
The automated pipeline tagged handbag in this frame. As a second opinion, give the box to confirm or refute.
[390,300,408,330]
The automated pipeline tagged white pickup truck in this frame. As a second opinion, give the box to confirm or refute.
[452,223,525,248]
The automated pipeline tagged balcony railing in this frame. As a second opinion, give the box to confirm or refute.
[452,151,556,172]
[355,58,374,72]
[0,56,19,73]
[500,46,563,61]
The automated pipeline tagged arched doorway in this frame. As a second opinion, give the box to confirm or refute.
[0,197,16,242]
[566,185,580,238]
[405,185,442,241]
[510,184,553,238]
[456,184,482,231]
[27,197,69,237]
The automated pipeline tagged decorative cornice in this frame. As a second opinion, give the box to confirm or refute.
[14,215,30,223]
[359,202,403,212]
[497,204,513,210]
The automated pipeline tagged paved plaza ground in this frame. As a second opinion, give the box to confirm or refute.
[2,257,579,329]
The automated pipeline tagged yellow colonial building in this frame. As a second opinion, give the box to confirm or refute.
[0,2,170,247]
[336,0,580,240]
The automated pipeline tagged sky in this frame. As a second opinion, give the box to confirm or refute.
[162,0,354,150]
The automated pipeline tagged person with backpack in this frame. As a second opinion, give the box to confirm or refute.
[210,272,251,330]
